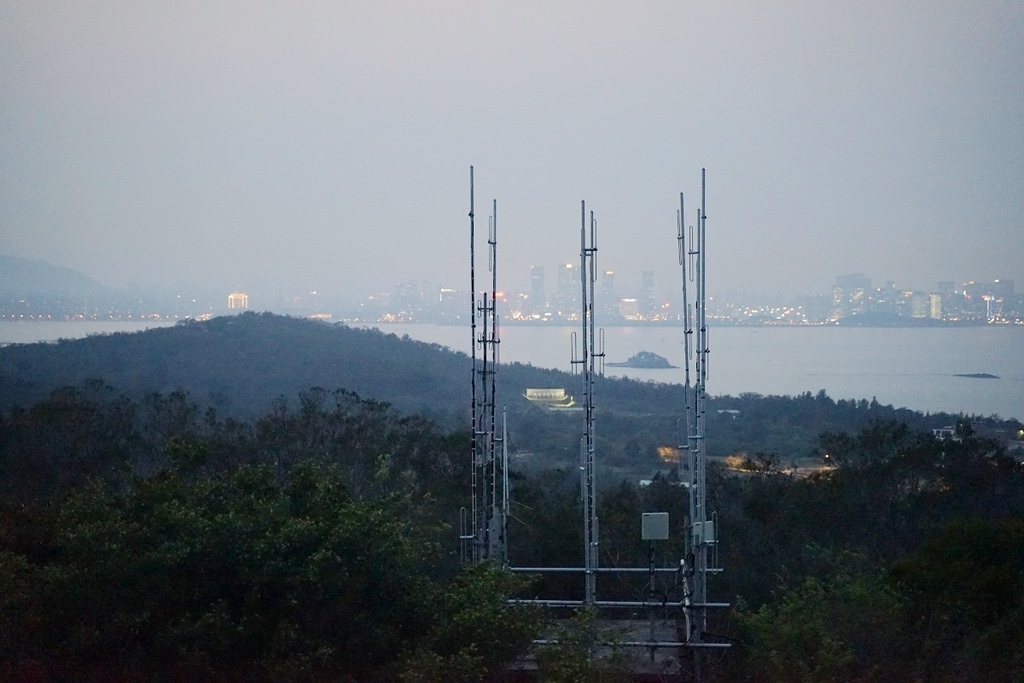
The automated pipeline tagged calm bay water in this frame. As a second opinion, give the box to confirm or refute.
[371,323,1024,422]
[0,320,178,345]
[2,320,1021,422]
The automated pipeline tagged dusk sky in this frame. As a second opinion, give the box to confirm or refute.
[2,1,1022,306]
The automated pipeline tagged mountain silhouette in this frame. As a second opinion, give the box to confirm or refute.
[0,312,600,424]
[0,255,114,299]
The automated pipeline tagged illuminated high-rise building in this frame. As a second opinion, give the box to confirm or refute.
[600,269,616,317]
[832,273,870,319]
[530,265,546,313]
[553,263,579,315]
[640,270,655,318]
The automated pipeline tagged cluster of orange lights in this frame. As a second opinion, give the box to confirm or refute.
[656,446,680,463]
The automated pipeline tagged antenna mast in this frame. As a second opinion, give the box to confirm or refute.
[456,170,730,678]
[678,169,727,679]
[484,197,503,563]
[465,166,478,564]
[572,201,603,605]
[462,167,504,565]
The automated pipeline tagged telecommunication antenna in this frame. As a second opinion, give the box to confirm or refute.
[677,169,730,680]
[461,166,505,565]
[570,201,604,605]
[459,169,729,678]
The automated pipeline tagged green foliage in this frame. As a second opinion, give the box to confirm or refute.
[0,462,541,680]
[0,380,136,501]
[0,381,465,511]
[504,469,583,599]
[891,518,1024,681]
[721,423,1024,681]
[739,567,904,683]
[391,563,544,682]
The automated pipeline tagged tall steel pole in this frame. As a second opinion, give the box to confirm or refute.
[578,202,601,605]
[466,167,504,564]
[679,169,720,681]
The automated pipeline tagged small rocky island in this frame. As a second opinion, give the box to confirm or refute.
[607,351,677,369]
[953,372,1000,379]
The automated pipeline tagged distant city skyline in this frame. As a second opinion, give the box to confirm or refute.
[2,254,1019,326]
[4,244,1021,313]
[5,250,1019,309]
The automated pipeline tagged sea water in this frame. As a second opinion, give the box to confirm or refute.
[369,323,1024,421]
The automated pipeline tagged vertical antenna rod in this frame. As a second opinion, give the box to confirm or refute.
[678,169,725,681]
[484,199,502,562]
[693,168,709,641]
[465,166,478,564]
[578,201,601,606]
[465,166,504,565]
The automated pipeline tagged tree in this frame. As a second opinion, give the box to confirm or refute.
[738,567,904,682]
[0,461,543,680]
[393,563,543,682]
[891,518,1024,681]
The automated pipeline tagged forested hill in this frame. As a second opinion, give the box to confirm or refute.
[0,312,515,423]
[1,312,1016,469]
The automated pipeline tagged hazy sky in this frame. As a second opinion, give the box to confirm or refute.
[2,1,1022,305]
